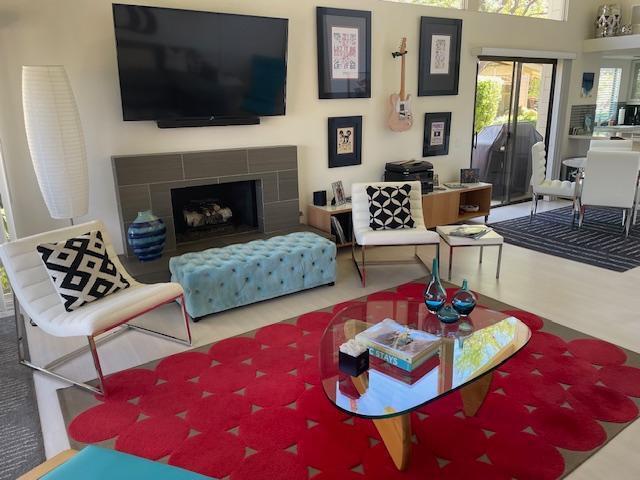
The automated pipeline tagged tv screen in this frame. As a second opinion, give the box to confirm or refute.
[112,4,288,121]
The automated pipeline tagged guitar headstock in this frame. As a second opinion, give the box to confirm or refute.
[398,37,407,55]
[392,37,408,58]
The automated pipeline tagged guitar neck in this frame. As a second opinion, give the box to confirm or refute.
[399,53,406,101]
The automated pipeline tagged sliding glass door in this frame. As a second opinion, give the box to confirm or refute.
[471,57,556,205]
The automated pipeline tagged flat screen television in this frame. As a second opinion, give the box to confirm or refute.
[112,4,288,122]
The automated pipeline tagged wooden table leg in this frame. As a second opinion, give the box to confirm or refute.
[460,372,493,417]
[371,413,411,471]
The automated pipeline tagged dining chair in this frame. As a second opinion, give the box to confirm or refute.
[529,142,576,220]
[351,181,440,287]
[578,150,640,236]
[0,220,192,396]
[589,139,634,151]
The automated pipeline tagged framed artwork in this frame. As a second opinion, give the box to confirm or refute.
[460,168,480,184]
[328,116,362,168]
[423,112,451,157]
[332,181,347,206]
[418,17,462,96]
[581,72,595,97]
[316,7,372,99]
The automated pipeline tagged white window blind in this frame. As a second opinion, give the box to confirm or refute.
[595,68,623,125]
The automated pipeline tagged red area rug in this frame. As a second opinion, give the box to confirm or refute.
[60,281,640,479]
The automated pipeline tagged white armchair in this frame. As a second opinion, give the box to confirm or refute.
[351,181,440,287]
[530,142,576,220]
[0,220,191,396]
[578,150,640,236]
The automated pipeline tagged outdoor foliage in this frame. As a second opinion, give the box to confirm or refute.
[474,77,503,133]
[480,0,549,17]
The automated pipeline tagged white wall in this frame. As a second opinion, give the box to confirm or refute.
[0,0,598,253]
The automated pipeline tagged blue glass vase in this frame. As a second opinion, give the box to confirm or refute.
[437,304,460,324]
[451,280,477,317]
[424,257,446,313]
[127,210,166,262]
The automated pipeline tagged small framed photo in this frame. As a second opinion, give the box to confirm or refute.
[460,168,480,184]
[332,181,347,206]
[418,17,462,96]
[328,116,362,168]
[317,7,372,99]
[423,112,451,157]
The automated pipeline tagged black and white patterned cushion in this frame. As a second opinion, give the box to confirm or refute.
[37,230,131,312]
[366,184,415,230]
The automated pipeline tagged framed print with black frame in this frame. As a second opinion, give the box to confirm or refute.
[423,112,451,157]
[418,17,462,96]
[317,7,372,99]
[328,116,362,168]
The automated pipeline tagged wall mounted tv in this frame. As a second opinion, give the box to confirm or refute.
[112,4,288,127]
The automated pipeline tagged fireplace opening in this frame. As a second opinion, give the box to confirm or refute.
[171,180,259,245]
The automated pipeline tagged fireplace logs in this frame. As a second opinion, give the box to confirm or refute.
[183,199,233,228]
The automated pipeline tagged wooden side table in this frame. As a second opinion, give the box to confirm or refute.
[307,203,353,247]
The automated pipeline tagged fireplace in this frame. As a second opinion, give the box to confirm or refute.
[171,181,260,245]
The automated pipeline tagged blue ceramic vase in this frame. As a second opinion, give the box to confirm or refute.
[128,210,166,262]
[424,257,447,313]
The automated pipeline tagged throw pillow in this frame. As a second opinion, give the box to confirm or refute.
[366,184,415,230]
[37,230,131,312]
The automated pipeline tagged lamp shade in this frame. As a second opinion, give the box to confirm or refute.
[22,65,88,219]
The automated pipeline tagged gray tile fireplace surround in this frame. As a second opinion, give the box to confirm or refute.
[112,146,299,257]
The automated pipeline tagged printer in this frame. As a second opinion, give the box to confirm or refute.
[384,160,434,194]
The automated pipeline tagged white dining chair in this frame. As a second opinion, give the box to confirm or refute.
[578,150,640,236]
[351,181,440,287]
[589,139,633,151]
[530,142,576,220]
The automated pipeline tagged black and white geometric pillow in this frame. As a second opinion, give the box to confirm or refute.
[37,230,131,312]
[366,184,416,231]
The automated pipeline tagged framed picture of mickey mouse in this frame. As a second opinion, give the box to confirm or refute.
[328,116,362,168]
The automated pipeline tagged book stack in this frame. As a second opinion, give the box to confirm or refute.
[330,216,347,244]
[355,319,441,372]
[449,225,491,240]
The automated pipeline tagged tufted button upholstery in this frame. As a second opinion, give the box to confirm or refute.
[169,233,336,318]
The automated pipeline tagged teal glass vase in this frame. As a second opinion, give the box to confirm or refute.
[127,210,166,262]
[424,257,446,313]
[451,280,477,317]
[437,304,460,324]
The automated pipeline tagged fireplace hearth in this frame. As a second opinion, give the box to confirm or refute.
[113,146,300,257]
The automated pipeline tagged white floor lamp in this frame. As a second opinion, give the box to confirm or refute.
[22,65,88,223]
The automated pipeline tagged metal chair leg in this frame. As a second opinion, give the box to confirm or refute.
[88,336,107,396]
[361,245,366,287]
[530,193,536,222]
[479,246,484,264]
[496,245,503,279]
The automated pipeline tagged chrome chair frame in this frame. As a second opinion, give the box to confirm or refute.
[13,292,192,396]
[351,242,440,287]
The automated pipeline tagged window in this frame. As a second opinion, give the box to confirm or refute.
[383,0,464,8]
[478,0,567,20]
[595,68,623,125]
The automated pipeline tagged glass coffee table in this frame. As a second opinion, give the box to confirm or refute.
[319,299,531,471]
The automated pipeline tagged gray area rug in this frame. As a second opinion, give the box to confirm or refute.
[0,314,45,480]
[490,206,640,272]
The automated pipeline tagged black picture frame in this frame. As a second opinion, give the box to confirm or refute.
[423,112,451,157]
[317,7,372,99]
[328,116,362,168]
[418,17,462,97]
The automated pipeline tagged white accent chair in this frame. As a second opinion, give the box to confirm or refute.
[0,220,191,396]
[530,142,576,220]
[351,181,440,287]
[578,150,640,236]
[589,139,633,151]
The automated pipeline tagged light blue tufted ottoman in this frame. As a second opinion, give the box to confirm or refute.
[169,232,336,320]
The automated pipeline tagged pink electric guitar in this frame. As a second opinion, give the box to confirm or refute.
[387,37,413,132]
